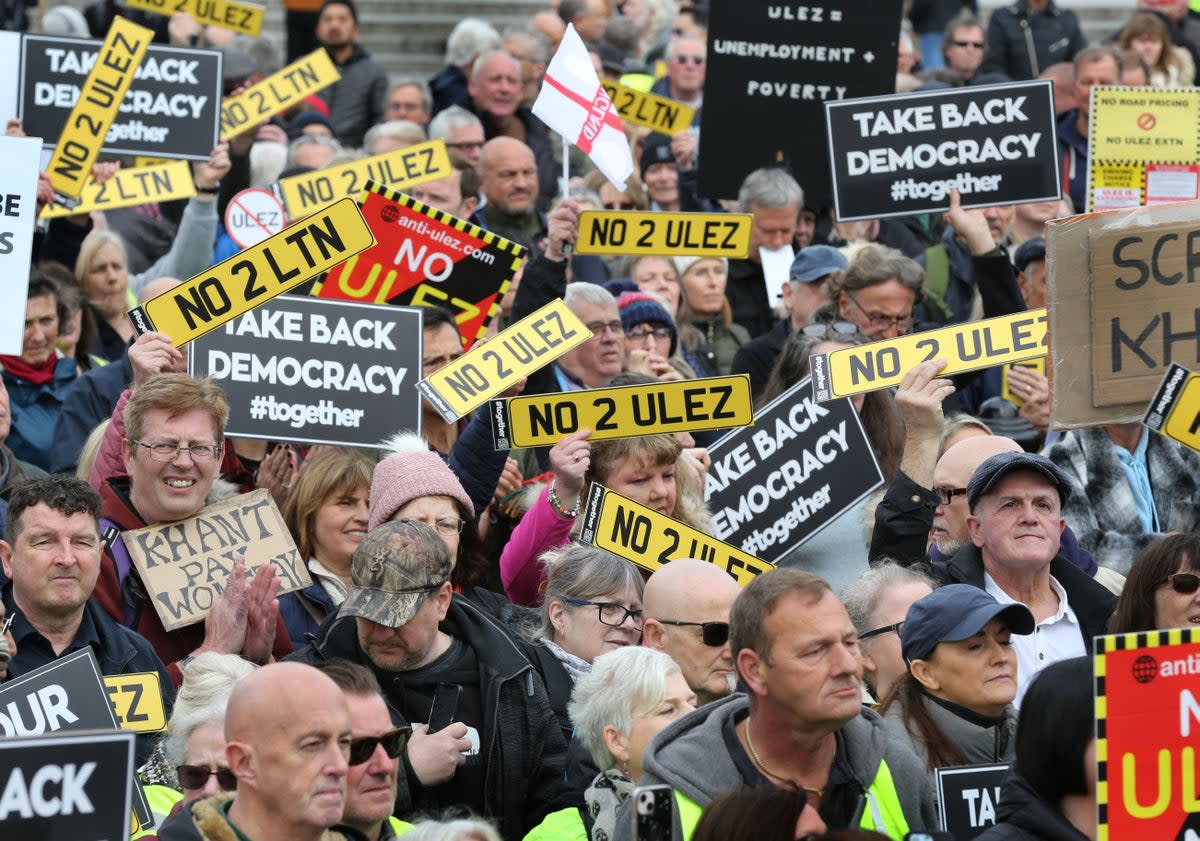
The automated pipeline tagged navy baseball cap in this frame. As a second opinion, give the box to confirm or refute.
[789,245,848,283]
[966,451,1073,511]
[900,584,1035,664]
[1013,237,1045,274]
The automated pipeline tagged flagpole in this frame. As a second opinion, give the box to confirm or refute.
[560,136,570,199]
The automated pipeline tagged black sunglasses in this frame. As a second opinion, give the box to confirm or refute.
[859,622,903,641]
[349,727,412,766]
[657,619,730,647]
[177,764,237,792]
[1161,572,1200,595]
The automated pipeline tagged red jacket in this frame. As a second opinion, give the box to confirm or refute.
[94,477,293,686]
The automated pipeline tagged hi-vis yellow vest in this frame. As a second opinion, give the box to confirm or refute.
[674,759,910,840]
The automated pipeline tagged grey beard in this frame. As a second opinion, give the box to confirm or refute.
[935,535,965,556]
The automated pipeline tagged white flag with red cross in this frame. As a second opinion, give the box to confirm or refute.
[533,23,633,191]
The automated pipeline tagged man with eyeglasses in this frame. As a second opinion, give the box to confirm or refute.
[642,559,742,706]
[822,244,923,342]
[732,245,846,397]
[384,79,432,127]
[0,475,173,764]
[428,105,487,170]
[92,370,293,686]
[291,520,574,841]
[159,661,352,841]
[317,659,415,840]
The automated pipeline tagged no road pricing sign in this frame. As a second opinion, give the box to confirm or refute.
[809,308,1047,402]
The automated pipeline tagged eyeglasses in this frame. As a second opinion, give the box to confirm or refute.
[934,486,969,506]
[843,292,914,333]
[859,622,903,641]
[1161,572,1200,595]
[445,140,484,152]
[672,55,704,65]
[348,727,412,765]
[431,517,466,538]
[657,619,730,647]
[951,40,985,49]
[584,320,625,336]
[800,321,860,340]
[627,326,672,341]
[132,440,222,463]
[176,764,237,792]
[564,597,644,628]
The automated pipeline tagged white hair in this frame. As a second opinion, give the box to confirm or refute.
[403,818,503,841]
[162,653,258,768]
[563,281,617,314]
[249,141,288,186]
[568,646,682,770]
[363,119,427,155]
[428,106,485,143]
[445,18,501,68]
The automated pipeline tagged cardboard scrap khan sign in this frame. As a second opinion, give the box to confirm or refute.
[315,180,527,350]
[122,490,311,631]
[825,80,1060,220]
[1047,201,1200,427]
[1094,628,1200,841]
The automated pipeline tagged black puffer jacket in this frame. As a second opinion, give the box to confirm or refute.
[974,772,1091,841]
[289,596,577,840]
[981,1,1087,80]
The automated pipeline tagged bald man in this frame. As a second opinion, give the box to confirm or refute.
[160,662,352,841]
[473,137,545,243]
[642,559,742,706]
[870,360,1099,577]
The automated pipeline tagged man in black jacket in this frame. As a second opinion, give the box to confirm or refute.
[290,520,574,841]
[315,0,387,148]
[936,452,1117,705]
[0,475,173,762]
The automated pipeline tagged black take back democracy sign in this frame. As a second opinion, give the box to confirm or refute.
[698,0,901,204]
[191,296,423,447]
[826,80,1060,220]
[704,375,883,564]
[935,763,1009,839]
[0,730,135,841]
[20,34,222,160]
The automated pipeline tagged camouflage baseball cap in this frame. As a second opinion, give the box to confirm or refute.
[341,520,452,628]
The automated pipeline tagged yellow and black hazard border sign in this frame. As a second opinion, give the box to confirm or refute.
[1093,626,1200,841]
[47,17,154,203]
[41,160,195,219]
[810,308,1047,402]
[574,210,752,258]
[578,484,774,586]
[489,374,753,449]
[125,0,264,35]
[1143,362,1200,454]
[103,672,167,733]
[600,80,695,135]
[316,179,525,351]
[128,196,375,346]
[276,139,453,218]
[417,299,592,423]
[221,48,340,140]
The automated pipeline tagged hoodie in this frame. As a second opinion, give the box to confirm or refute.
[610,694,935,841]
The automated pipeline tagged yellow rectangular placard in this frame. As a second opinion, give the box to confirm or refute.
[47,18,154,203]
[809,308,1048,402]
[1088,86,1200,165]
[578,484,774,586]
[574,210,752,257]
[600,80,695,135]
[41,161,195,219]
[220,48,339,140]
[489,374,753,449]
[103,673,167,733]
[1000,355,1046,408]
[417,299,593,423]
[1143,362,1200,453]
[276,139,453,218]
[124,0,264,35]
[127,196,375,346]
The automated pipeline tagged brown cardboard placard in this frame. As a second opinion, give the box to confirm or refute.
[1046,201,1200,427]
[122,490,310,631]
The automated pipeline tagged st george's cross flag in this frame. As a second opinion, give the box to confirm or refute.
[533,23,634,191]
